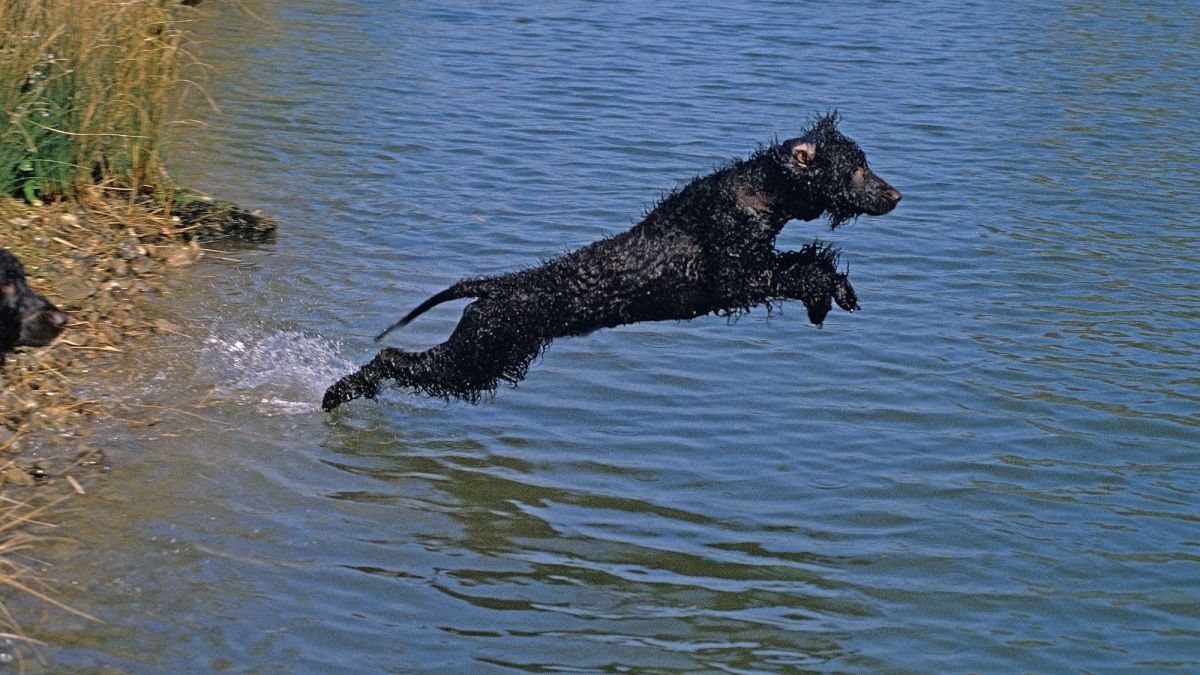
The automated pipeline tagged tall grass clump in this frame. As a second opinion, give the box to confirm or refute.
[0,0,191,204]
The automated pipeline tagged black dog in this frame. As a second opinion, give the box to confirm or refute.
[1,249,69,365]
[323,114,900,410]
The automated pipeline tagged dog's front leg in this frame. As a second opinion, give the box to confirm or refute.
[770,243,858,326]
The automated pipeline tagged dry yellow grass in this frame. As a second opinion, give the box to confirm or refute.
[1,0,197,203]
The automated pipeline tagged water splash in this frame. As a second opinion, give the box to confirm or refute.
[198,327,355,415]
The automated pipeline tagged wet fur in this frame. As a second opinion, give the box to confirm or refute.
[324,114,899,410]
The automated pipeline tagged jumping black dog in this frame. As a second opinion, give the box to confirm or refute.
[1,248,69,365]
[323,114,900,410]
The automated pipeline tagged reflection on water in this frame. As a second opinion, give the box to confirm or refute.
[17,0,1200,672]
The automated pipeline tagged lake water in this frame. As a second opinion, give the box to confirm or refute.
[20,0,1200,671]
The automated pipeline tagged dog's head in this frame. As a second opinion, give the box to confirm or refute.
[776,113,901,228]
[1,249,69,354]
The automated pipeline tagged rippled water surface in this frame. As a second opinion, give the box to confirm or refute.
[25,1,1199,671]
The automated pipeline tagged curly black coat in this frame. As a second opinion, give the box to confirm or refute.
[1,249,68,365]
[323,114,900,410]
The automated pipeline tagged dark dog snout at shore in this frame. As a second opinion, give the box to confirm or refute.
[1,249,69,364]
[323,113,900,410]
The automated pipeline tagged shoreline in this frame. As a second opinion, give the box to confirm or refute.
[2,191,275,485]
[1,191,274,653]
[1,0,268,657]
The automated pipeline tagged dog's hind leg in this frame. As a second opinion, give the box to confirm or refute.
[322,348,395,410]
[323,301,551,410]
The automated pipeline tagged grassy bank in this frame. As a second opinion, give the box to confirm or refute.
[1,0,271,654]
[2,0,273,448]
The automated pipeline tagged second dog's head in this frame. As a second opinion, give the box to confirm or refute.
[1,249,69,356]
[775,113,901,228]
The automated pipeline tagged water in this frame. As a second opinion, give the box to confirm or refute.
[19,0,1199,671]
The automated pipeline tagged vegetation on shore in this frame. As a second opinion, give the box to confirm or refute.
[1,0,272,654]
[0,0,193,204]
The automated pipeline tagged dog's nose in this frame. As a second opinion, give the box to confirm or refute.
[886,186,902,204]
[48,310,68,330]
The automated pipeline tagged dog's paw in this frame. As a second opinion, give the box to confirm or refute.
[805,295,833,326]
[322,373,381,411]
[321,390,343,412]
[832,273,858,312]
[801,273,858,326]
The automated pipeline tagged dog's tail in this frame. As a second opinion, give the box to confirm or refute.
[374,278,487,342]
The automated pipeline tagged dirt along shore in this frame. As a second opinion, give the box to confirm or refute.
[2,190,275,485]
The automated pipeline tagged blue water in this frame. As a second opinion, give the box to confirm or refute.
[24,0,1199,671]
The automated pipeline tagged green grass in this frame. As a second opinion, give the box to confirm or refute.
[0,0,193,203]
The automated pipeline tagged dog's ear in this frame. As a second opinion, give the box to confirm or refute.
[787,140,817,168]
